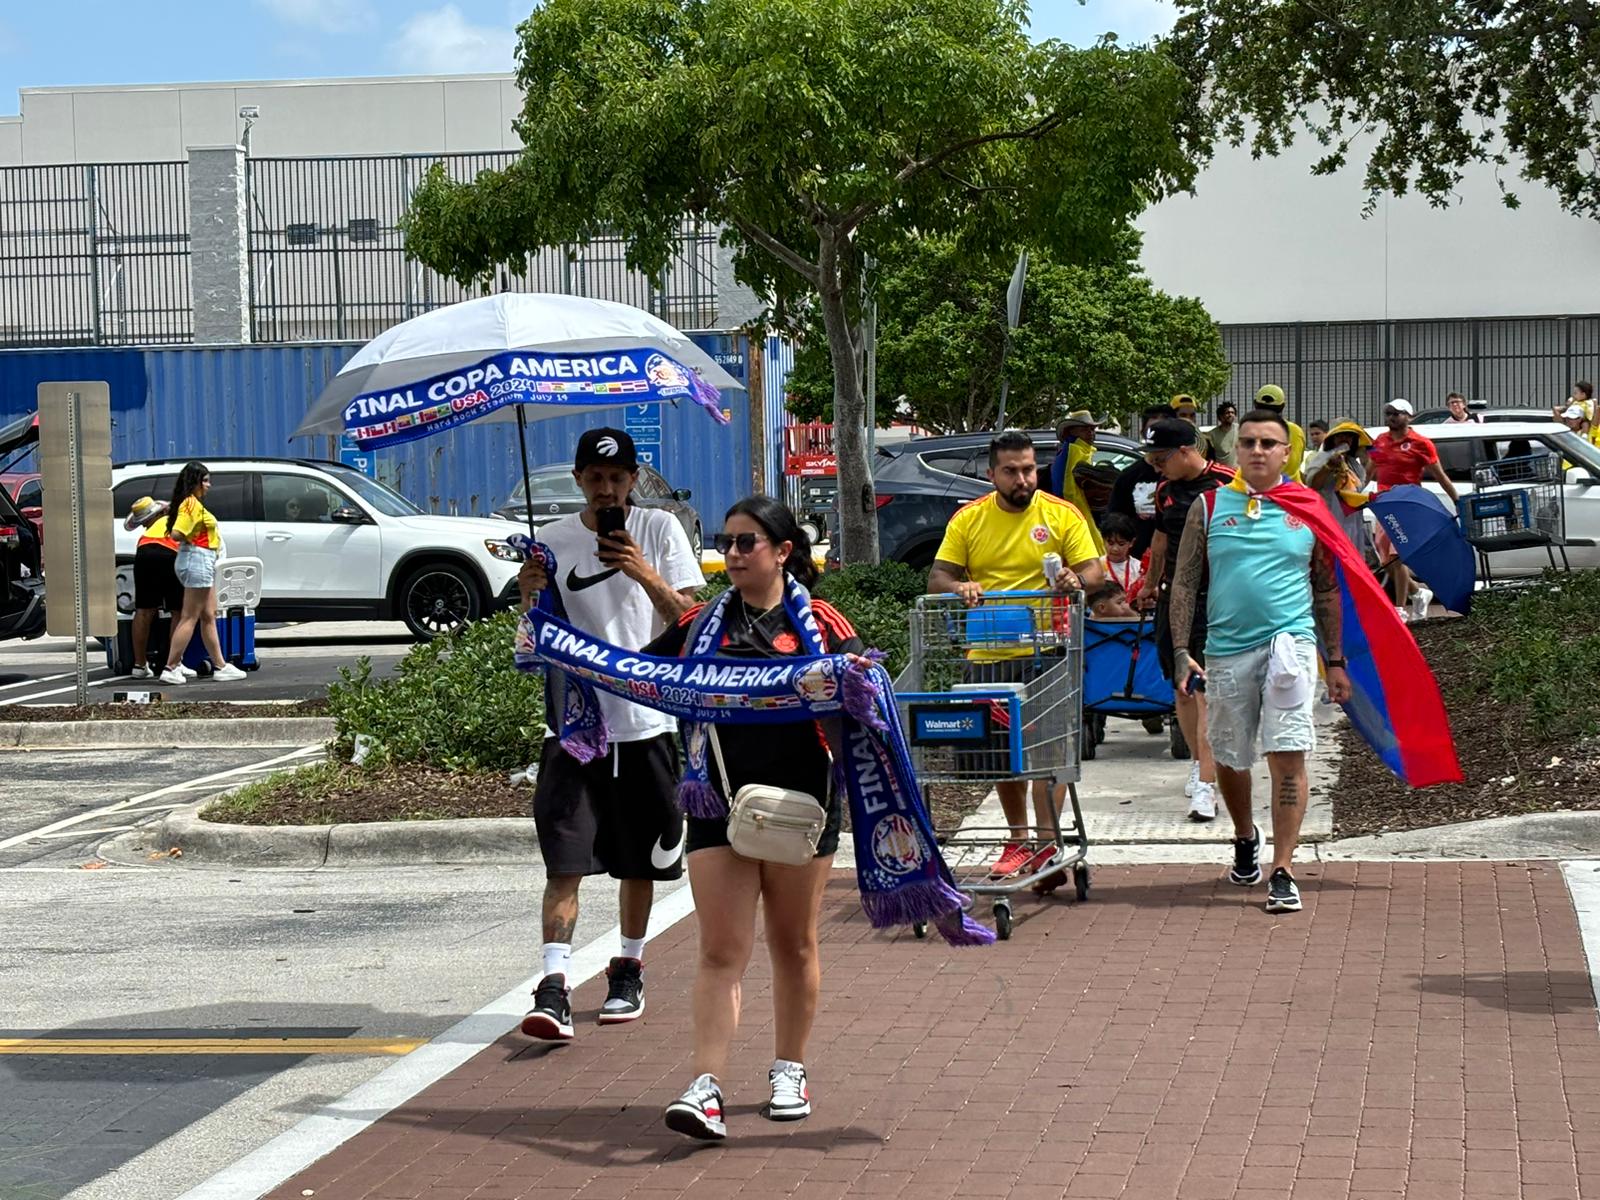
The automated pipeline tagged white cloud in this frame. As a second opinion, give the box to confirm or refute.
[256,0,377,35]
[389,5,517,74]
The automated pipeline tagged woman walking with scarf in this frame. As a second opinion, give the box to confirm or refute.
[644,496,864,1142]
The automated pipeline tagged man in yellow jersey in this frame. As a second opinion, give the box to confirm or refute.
[929,430,1105,879]
[1254,385,1306,482]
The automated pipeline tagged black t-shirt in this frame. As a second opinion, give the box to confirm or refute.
[1154,462,1235,579]
[644,594,864,799]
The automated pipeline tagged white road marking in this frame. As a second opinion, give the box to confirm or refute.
[0,669,81,692]
[27,824,141,840]
[5,671,118,704]
[177,882,699,1200]
[0,746,322,853]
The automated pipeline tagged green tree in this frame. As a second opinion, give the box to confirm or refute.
[785,236,1231,433]
[1166,0,1600,219]
[401,0,1197,563]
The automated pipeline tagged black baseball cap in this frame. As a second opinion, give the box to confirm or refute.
[574,427,638,471]
[1143,418,1199,451]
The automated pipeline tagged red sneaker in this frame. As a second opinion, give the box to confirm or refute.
[989,842,1034,879]
[1022,845,1060,876]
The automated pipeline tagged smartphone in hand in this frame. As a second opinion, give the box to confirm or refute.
[596,506,627,541]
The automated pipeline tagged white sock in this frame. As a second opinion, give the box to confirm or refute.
[620,935,646,962]
[772,1057,805,1075]
[542,942,572,982]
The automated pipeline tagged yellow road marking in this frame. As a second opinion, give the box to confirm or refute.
[0,1037,425,1056]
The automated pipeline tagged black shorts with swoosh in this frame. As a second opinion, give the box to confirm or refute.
[533,733,685,881]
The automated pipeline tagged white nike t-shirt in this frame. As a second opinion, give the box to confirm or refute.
[539,505,704,742]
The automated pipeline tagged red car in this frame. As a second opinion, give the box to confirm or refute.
[1,471,41,546]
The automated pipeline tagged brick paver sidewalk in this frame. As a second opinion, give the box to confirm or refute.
[268,863,1600,1200]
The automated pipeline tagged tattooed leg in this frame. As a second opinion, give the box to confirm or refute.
[543,875,582,945]
[1265,752,1308,872]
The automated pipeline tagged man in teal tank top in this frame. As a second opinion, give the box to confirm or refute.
[1166,410,1353,915]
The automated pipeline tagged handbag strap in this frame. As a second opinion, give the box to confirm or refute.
[705,725,734,800]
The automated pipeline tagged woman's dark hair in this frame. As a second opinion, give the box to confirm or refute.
[724,494,817,588]
[167,461,209,539]
[1100,511,1139,543]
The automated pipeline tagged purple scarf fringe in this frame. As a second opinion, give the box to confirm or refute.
[860,880,997,946]
[842,660,887,730]
[677,777,726,819]
[559,721,610,765]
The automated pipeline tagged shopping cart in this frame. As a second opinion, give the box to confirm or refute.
[1462,453,1572,584]
[893,590,1087,940]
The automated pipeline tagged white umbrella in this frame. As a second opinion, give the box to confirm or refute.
[291,294,741,536]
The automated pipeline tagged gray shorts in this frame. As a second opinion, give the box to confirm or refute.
[1205,638,1317,771]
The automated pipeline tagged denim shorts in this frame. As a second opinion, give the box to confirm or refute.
[1205,638,1317,771]
[174,544,217,590]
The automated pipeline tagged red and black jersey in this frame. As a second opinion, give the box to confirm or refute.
[646,595,863,659]
[1154,462,1235,578]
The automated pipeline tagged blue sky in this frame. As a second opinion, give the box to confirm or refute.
[0,2,1175,115]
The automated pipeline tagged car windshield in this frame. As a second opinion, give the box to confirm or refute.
[1550,430,1600,474]
[320,465,423,516]
[511,471,581,502]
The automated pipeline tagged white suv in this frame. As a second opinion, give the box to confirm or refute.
[111,458,524,639]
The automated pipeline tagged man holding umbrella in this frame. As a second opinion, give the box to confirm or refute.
[518,428,704,1041]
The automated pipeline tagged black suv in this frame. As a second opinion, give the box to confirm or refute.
[867,430,1144,569]
[0,413,44,642]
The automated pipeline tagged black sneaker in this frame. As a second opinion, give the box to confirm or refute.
[598,957,644,1024]
[1228,826,1263,886]
[519,974,573,1040]
[665,1073,727,1140]
[1265,868,1302,913]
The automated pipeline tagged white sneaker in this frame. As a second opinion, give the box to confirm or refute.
[766,1060,811,1121]
[130,665,153,679]
[1188,780,1217,822]
[1410,587,1433,620]
[158,667,186,686]
[1395,605,1410,625]
[1184,760,1201,798]
[210,663,247,681]
[178,664,197,679]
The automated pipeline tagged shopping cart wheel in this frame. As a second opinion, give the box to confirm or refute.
[993,900,1013,940]
[1073,862,1091,902]
[912,921,928,940]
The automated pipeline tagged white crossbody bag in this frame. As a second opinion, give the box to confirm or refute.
[707,725,826,866]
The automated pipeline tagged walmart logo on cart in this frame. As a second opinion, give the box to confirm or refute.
[916,713,983,739]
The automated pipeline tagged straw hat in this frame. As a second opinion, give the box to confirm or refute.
[122,496,168,531]
[1324,419,1372,448]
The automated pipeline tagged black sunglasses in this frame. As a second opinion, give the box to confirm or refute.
[1237,436,1286,450]
[714,532,769,555]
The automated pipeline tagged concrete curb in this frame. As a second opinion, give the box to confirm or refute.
[158,799,536,867]
[0,717,333,749]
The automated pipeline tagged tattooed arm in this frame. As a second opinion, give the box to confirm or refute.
[1311,541,1353,703]
[1168,500,1209,694]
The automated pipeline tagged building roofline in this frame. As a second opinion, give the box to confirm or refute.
[19,72,516,96]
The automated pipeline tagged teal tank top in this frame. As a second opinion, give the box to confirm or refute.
[1204,485,1317,657]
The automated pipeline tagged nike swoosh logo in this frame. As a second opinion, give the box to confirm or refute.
[650,831,685,871]
[566,566,621,592]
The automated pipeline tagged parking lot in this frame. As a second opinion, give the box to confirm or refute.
[0,621,412,705]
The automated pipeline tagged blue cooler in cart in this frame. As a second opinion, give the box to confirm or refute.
[213,557,262,670]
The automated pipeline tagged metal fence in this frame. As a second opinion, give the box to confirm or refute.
[1218,315,1600,425]
[0,161,191,347]
[245,153,720,343]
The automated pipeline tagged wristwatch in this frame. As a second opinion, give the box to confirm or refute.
[1325,657,1347,669]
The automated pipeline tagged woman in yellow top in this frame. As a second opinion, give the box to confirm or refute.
[160,461,245,684]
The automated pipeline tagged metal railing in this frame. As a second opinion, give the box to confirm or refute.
[245,152,720,343]
[0,161,191,347]
[1218,315,1600,424]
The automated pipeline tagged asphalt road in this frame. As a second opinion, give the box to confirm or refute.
[0,621,413,705]
[1,745,675,1200]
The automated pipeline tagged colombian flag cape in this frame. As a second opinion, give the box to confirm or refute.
[1211,476,1463,787]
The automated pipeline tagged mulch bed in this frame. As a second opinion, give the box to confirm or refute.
[203,761,530,826]
[1334,617,1600,836]
[0,700,330,721]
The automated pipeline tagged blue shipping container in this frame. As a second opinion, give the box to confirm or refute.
[0,334,760,534]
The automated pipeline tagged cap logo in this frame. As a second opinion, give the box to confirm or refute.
[596,436,619,457]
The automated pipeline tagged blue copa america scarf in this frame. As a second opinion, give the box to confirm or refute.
[510,538,993,947]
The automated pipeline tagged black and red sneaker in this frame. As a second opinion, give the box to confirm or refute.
[665,1073,726,1140]
[599,957,644,1024]
[519,974,573,1041]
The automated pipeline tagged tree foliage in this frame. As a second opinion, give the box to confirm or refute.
[1166,0,1600,219]
[785,235,1231,433]
[402,0,1198,562]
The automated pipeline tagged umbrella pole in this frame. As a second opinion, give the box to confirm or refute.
[514,404,537,541]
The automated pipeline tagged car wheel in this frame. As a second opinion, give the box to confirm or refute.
[799,518,823,544]
[689,522,703,560]
[398,562,482,640]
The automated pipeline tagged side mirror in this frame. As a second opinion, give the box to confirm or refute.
[673,488,692,501]
[1577,474,1600,489]
[330,505,369,525]
[21,507,41,522]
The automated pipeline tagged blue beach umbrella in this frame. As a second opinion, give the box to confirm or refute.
[1369,485,1476,614]
[291,294,741,535]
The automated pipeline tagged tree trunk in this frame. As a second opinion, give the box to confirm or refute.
[816,234,879,565]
